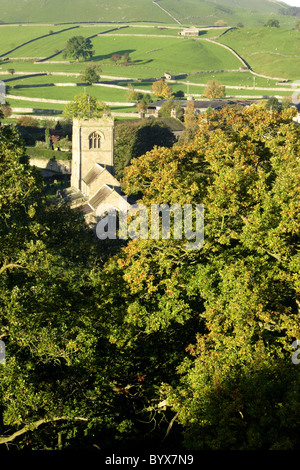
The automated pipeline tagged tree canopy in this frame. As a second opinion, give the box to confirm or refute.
[114,118,176,181]
[0,105,300,451]
[203,79,226,99]
[80,64,101,85]
[152,79,174,99]
[158,99,184,120]
[63,93,110,120]
[120,105,300,449]
[63,36,94,61]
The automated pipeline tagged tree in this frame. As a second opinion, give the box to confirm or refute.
[126,85,152,111]
[176,99,199,145]
[127,87,144,103]
[265,19,280,28]
[114,118,176,180]
[110,54,122,64]
[1,105,300,451]
[282,96,292,109]
[266,96,281,111]
[0,104,12,119]
[17,116,39,127]
[183,99,197,127]
[158,99,184,120]
[45,127,51,149]
[203,79,226,99]
[0,120,153,450]
[63,93,110,119]
[81,64,101,84]
[136,94,153,112]
[152,79,174,99]
[120,106,300,449]
[7,68,15,76]
[214,20,227,27]
[121,52,133,66]
[63,36,94,61]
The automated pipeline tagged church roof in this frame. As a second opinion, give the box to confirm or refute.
[82,163,105,186]
[89,184,113,210]
[81,203,94,214]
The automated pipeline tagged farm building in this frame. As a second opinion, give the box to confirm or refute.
[179,27,200,36]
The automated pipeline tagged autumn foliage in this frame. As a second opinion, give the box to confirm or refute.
[1,105,300,450]
[152,79,174,99]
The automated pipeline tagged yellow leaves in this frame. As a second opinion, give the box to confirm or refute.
[66,340,79,352]
[152,79,174,99]
[203,80,226,99]
[27,205,36,219]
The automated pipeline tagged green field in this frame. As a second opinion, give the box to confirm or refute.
[3,74,81,85]
[7,84,135,102]
[218,26,300,80]
[159,0,296,27]
[6,97,65,110]
[0,20,298,116]
[0,0,172,24]
[50,35,243,75]
[0,25,64,55]
[181,71,280,88]
[0,0,296,27]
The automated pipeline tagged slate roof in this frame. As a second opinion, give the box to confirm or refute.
[82,163,105,186]
[88,185,113,210]
[81,203,94,214]
[148,98,254,111]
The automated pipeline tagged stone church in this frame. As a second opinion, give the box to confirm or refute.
[65,116,131,226]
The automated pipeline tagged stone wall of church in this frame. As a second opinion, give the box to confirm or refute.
[71,117,114,190]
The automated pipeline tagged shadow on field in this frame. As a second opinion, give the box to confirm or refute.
[93,49,135,62]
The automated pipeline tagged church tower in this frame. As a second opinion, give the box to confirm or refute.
[71,116,114,191]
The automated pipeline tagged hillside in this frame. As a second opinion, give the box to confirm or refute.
[217,25,300,79]
[0,0,298,26]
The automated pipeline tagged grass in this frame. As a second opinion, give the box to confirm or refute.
[7,84,134,102]
[159,0,295,27]
[108,26,183,36]
[0,61,86,74]
[1,21,298,114]
[43,177,71,201]
[0,25,64,56]
[0,0,297,27]
[218,26,300,79]
[0,0,172,24]
[182,71,279,88]
[5,74,81,85]
[7,26,116,58]
[6,97,65,110]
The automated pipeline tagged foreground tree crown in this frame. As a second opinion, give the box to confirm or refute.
[0,105,299,450]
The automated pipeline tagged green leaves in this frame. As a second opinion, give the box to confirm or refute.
[1,104,299,450]
[115,105,300,449]
[63,92,110,120]
[63,36,94,61]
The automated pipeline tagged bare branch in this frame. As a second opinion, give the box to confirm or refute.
[163,412,179,441]
[0,262,23,276]
[0,417,88,445]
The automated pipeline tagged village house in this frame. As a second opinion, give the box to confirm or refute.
[179,27,200,37]
[147,98,255,117]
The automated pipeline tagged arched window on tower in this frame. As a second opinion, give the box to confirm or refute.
[89,132,101,149]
